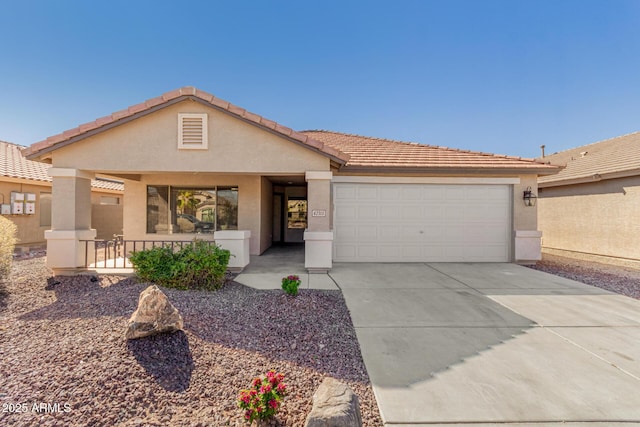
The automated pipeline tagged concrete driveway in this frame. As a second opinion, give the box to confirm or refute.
[330,262,640,426]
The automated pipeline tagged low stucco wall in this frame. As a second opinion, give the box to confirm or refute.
[538,176,640,262]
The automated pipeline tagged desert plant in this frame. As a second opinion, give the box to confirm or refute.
[0,216,17,279]
[238,371,287,424]
[129,240,230,290]
[281,274,301,296]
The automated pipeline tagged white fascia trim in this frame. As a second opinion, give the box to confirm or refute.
[332,176,520,184]
[305,171,333,181]
[48,168,95,180]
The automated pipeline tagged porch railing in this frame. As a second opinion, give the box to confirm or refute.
[79,237,217,269]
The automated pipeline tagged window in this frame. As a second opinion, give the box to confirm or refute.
[40,192,51,227]
[178,113,208,149]
[100,196,120,205]
[287,198,307,229]
[147,186,238,234]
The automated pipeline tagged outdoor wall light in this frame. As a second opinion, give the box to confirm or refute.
[523,186,537,207]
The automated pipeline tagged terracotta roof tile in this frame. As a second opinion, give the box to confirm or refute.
[301,130,558,172]
[23,87,349,163]
[538,131,640,185]
[22,86,555,173]
[0,141,124,191]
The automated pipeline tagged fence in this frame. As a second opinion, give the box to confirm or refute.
[79,237,217,269]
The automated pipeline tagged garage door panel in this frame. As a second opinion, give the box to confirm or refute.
[402,206,423,220]
[333,183,511,262]
[358,186,378,199]
[335,205,357,220]
[380,205,401,219]
[357,206,378,219]
[379,186,401,200]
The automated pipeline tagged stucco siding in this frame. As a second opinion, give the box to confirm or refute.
[50,100,330,173]
[538,176,640,261]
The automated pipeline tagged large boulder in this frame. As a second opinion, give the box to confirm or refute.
[305,377,362,427]
[125,285,183,340]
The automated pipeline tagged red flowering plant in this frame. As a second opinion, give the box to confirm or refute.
[238,371,287,424]
[281,274,301,296]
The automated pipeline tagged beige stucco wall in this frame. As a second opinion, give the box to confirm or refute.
[513,174,538,231]
[0,179,123,247]
[49,100,330,174]
[538,176,640,261]
[92,203,124,239]
[0,181,51,247]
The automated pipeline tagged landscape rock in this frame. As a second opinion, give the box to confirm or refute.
[305,377,362,427]
[125,285,183,339]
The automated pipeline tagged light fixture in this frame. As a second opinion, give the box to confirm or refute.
[523,186,537,207]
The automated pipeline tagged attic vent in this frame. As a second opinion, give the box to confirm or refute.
[178,113,208,150]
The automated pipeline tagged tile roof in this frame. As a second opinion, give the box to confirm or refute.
[22,86,558,174]
[537,131,640,186]
[0,140,124,192]
[22,87,350,164]
[302,130,559,173]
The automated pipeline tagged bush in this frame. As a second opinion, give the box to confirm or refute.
[281,275,301,296]
[129,240,230,290]
[0,216,17,279]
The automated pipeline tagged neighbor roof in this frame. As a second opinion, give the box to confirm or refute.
[303,130,559,173]
[0,140,124,191]
[23,86,558,175]
[538,131,640,187]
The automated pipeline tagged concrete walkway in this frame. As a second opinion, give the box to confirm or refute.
[330,262,640,426]
[235,245,338,290]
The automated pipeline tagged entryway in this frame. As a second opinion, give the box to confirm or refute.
[235,244,337,290]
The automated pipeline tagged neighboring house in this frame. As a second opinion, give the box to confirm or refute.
[537,132,640,266]
[0,140,124,250]
[23,87,559,274]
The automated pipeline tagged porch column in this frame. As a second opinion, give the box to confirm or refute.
[304,171,333,272]
[513,175,542,264]
[45,168,97,275]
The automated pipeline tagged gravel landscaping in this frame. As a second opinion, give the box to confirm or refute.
[528,253,640,299]
[0,257,383,426]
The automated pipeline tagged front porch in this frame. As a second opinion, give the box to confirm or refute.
[46,169,334,275]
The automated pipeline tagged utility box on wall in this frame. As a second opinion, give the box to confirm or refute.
[8,192,36,215]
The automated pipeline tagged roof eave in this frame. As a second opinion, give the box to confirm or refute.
[538,168,640,188]
[24,91,350,166]
[337,165,562,175]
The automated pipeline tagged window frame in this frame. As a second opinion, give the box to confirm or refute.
[146,185,238,234]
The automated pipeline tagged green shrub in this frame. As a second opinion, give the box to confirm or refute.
[0,216,17,279]
[281,274,301,296]
[129,240,230,290]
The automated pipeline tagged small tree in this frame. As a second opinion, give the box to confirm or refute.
[0,216,17,279]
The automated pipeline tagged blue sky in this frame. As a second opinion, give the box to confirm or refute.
[1,0,639,158]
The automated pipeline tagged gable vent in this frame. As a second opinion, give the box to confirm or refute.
[178,113,208,149]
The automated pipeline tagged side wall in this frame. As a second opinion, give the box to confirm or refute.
[0,181,51,247]
[538,176,640,262]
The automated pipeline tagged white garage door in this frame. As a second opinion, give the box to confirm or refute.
[333,183,511,262]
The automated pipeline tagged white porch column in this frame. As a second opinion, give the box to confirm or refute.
[45,168,97,275]
[513,175,542,263]
[304,171,333,272]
